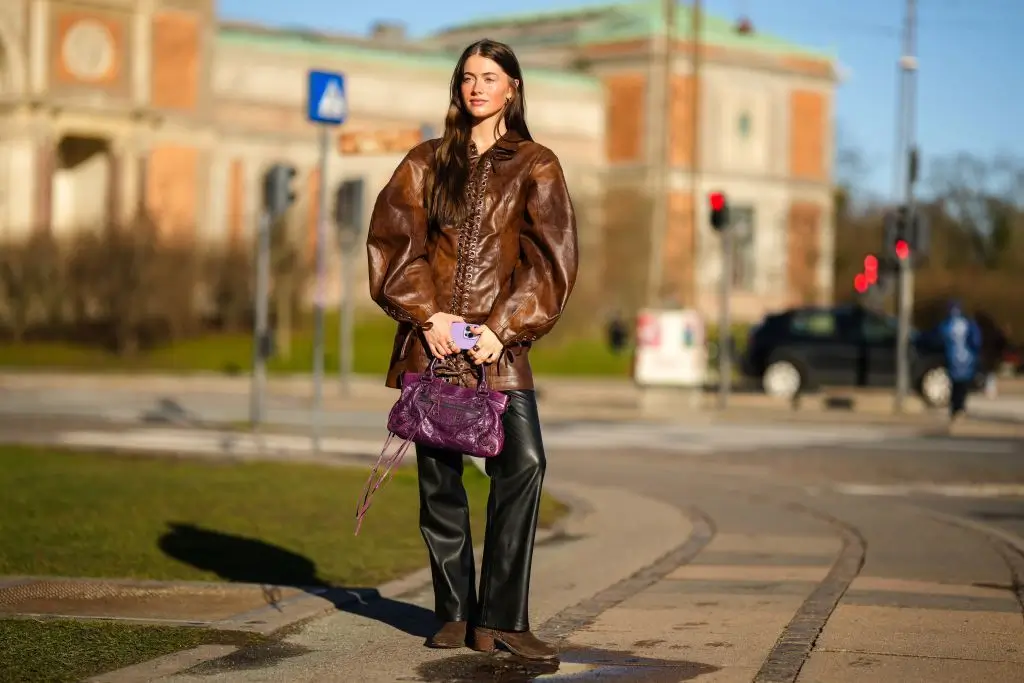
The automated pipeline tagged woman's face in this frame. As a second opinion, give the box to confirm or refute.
[460,54,515,122]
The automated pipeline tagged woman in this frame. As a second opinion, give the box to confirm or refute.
[365,38,578,660]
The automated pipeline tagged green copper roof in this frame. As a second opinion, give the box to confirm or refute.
[435,0,836,61]
[216,25,602,90]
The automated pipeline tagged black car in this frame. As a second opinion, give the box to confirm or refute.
[739,304,984,407]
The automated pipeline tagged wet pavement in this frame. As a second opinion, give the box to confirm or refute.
[411,649,720,683]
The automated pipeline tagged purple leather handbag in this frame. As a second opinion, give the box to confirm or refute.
[355,359,510,534]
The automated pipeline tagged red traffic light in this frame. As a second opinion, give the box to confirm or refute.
[864,254,878,272]
[853,273,868,293]
[866,269,878,285]
[709,192,725,211]
[895,239,910,260]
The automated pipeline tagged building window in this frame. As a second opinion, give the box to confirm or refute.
[730,205,756,291]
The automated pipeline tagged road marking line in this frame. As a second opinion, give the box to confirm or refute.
[834,483,1024,498]
[863,439,1016,454]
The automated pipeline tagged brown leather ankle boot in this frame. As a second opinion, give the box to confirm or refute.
[471,627,559,660]
[426,621,467,648]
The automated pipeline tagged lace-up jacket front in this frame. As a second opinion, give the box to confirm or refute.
[366,132,579,391]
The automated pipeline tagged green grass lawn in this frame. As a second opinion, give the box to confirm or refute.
[0,445,567,681]
[0,618,264,683]
[0,311,752,380]
[0,313,635,377]
[0,445,565,584]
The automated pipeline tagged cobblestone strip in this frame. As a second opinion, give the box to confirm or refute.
[537,505,716,642]
[753,500,867,683]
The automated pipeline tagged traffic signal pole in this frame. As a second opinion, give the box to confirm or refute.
[894,0,917,413]
[718,223,732,410]
[251,163,297,430]
[333,179,364,398]
[708,192,731,409]
[250,210,272,428]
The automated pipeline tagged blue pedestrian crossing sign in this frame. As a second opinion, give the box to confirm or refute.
[307,70,347,125]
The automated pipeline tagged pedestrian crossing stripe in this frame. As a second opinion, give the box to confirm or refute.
[317,79,347,121]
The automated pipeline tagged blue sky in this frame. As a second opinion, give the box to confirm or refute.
[220,0,1021,201]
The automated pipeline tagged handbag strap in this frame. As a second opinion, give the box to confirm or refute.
[354,432,415,535]
[354,382,431,535]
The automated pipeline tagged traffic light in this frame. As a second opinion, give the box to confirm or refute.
[894,239,910,261]
[334,179,364,231]
[883,205,929,266]
[262,163,297,219]
[708,191,729,231]
[853,273,868,294]
[334,179,365,250]
[853,252,890,295]
[864,254,879,285]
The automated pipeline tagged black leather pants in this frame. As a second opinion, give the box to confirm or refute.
[415,389,545,632]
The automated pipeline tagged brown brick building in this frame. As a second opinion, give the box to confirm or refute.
[0,0,837,325]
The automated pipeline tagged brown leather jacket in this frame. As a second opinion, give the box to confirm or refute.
[366,131,579,391]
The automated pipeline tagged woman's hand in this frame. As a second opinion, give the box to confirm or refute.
[424,312,464,359]
[468,325,503,365]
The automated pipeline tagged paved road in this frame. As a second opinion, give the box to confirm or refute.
[4,409,1024,680]
[2,409,1017,464]
[3,378,1023,431]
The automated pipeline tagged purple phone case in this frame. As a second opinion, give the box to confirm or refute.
[450,322,480,350]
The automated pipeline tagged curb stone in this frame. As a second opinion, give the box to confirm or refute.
[85,645,239,683]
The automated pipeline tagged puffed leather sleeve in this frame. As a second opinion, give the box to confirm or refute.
[365,142,441,328]
[484,148,579,346]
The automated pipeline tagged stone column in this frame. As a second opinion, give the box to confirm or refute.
[106,146,121,227]
[126,143,150,223]
[34,137,55,231]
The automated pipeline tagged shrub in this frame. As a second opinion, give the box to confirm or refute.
[0,219,256,353]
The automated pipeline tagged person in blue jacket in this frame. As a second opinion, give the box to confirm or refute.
[938,300,982,422]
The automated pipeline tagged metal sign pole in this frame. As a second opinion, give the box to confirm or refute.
[306,68,346,444]
[718,225,732,410]
[312,126,329,451]
[340,241,355,397]
[250,210,271,428]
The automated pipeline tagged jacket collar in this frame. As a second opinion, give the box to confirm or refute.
[469,130,526,163]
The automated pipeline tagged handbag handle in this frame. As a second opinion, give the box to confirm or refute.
[421,357,490,394]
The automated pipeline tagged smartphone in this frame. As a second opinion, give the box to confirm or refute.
[450,322,480,350]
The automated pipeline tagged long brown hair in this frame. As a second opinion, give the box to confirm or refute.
[426,39,533,226]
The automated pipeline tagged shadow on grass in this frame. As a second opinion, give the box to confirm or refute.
[157,522,437,640]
